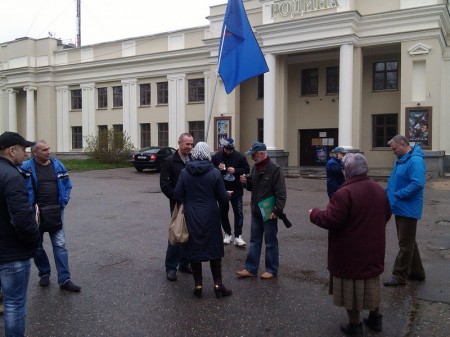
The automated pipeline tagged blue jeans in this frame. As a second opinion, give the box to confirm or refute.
[220,197,244,237]
[244,214,279,275]
[0,259,31,337]
[165,243,189,272]
[34,227,71,285]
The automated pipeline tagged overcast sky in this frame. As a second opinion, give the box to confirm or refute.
[1,0,226,46]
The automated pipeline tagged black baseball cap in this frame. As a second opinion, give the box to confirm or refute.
[0,132,35,150]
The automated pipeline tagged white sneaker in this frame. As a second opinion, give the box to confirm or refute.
[223,234,232,245]
[234,235,246,246]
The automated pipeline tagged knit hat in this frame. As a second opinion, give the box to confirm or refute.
[191,142,211,160]
[223,137,235,149]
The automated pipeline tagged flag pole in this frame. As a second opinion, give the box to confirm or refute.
[205,24,227,143]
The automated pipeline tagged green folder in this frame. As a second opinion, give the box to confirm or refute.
[258,196,275,221]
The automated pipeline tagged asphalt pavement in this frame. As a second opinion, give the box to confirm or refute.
[2,167,449,337]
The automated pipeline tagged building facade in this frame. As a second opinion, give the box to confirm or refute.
[1,0,450,174]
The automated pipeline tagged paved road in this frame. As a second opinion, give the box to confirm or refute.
[4,168,449,337]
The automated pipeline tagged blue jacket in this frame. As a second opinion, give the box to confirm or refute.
[326,156,345,199]
[386,144,425,219]
[21,158,72,209]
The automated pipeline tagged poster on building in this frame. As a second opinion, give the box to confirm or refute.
[405,107,432,149]
[214,117,231,150]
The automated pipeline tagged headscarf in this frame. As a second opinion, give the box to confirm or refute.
[191,142,211,161]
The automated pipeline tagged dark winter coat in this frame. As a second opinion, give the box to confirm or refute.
[0,157,40,263]
[159,151,190,213]
[211,149,250,198]
[310,175,392,279]
[174,159,229,261]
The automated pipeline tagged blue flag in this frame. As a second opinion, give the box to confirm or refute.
[218,0,269,94]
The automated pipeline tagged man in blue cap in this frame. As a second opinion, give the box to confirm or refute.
[211,138,250,246]
[326,146,346,199]
[236,142,286,279]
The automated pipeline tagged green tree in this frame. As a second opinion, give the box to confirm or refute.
[84,129,135,164]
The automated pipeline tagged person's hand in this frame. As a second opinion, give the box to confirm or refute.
[308,209,312,214]
[227,167,235,174]
[227,191,234,197]
[240,174,247,184]
[269,212,278,219]
[219,162,226,171]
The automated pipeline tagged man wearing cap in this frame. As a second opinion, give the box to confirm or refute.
[326,146,346,199]
[236,142,287,279]
[211,138,250,246]
[0,131,40,337]
[21,140,81,292]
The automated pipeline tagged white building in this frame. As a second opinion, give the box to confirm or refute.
[1,0,449,175]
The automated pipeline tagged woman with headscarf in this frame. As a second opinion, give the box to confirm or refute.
[174,142,232,299]
[309,153,392,337]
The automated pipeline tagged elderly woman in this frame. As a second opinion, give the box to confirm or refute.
[174,142,232,299]
[309,153,391,337]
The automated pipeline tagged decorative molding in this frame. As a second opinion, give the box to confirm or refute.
[408,43,431,56]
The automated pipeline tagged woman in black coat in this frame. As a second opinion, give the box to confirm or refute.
[174,142,231,299]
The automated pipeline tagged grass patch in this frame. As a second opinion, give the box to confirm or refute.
[61,159,132,172]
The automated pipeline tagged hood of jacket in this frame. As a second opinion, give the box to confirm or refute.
[397,144,425,164]
[185,159,214,176]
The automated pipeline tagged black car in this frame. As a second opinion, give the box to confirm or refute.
[131,146,176,172]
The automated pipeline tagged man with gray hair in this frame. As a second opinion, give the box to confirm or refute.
[309,153,391,336]
[384,135,426,287]
[21,140,81,292]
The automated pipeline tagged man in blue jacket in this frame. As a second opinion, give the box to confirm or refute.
[22,140,81,292]
[0,131,40,336]
[384,135,426,286]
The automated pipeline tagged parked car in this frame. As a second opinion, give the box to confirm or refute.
[131,146,176,172]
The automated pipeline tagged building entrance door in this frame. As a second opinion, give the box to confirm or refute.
[299,128,338,166]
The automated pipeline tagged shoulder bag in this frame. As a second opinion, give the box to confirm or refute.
[168,203,189,245]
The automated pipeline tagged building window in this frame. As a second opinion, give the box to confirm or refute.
[72,126,83,149]
[257,118,264,142]
[140,83,151,106]
[373,61,398,91]
[158,123,169,146]
[113,86,123,108]
[140,123,151,148]
[372,114,398,147]
[326,66,339,94]
[301,68,318,96]
[112,124,124,148]
[188,79,205,102]
[98,125,108,132]
[97,87,107,109]
[189,121,205,143]
[71,89,82,110]
[157,82,168,105]
[257,75,264,99]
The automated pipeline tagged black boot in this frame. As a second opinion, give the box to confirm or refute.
[340,322,363,337]
[364,313,382,332]
[210,259,232,298]
[190,261,203,298]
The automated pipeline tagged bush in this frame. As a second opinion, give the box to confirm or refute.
[84,130,135,164]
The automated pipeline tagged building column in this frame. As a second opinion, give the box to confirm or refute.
[122,79,138,147]
[339,44,353,149]
[204,71,212,143]
[264,53,276,150]
[24,86,37,141]
[56,86,70,152]
[168,74,186,148]
[81,83,96,148]
[7,89,17,132]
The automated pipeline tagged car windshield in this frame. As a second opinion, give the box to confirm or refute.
[139,147,161,153]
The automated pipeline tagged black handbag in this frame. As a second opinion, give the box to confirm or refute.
[38,204,63,232]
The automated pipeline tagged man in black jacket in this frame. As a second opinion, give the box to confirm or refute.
[0,131,40,337]
[211,138,250,246]
[159,133,194,281]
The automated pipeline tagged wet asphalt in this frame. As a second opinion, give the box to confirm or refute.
[2,167,449,337]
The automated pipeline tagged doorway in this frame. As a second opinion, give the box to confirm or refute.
[299,128,338,166]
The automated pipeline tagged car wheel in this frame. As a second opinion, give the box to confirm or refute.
[135,167,143,172]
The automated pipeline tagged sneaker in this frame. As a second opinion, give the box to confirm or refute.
[39,275,50,287]
[60,280,81,293]
[223,234,232,245]
[233,235,246,246]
